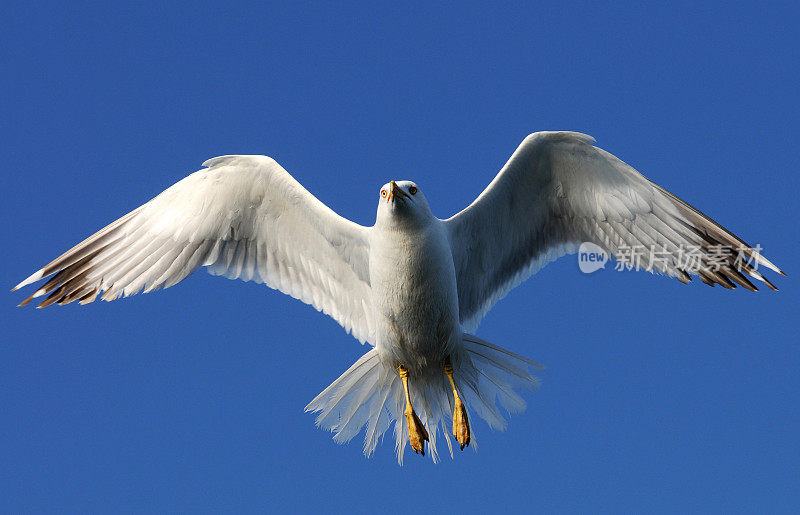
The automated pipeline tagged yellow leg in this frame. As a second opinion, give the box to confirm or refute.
[444,357,471,450]
[399,364,429,456]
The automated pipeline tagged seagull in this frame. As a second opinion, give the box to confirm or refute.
[13,131,784,463]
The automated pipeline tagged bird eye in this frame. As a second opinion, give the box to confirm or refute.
[409,186,417,195]
[381,190,387,198]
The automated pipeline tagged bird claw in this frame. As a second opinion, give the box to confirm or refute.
[453,397,470,450]
[405,409,429,456]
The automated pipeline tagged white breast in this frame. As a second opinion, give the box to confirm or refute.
[368,219,461,372]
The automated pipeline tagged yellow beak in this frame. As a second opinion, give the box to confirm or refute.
[388,180,409,203]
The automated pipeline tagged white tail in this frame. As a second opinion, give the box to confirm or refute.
[304,334,543,464]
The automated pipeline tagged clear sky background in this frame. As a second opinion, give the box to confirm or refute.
[2,2,798,512]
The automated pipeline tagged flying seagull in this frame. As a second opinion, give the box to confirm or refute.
[14,131,784,463]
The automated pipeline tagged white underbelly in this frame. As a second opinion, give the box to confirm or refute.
[369,222,461,372]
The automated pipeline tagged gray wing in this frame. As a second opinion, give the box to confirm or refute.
[14,155,376,344]
[445,132,784,332]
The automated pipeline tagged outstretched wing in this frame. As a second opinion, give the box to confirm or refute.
[14,155,375,344]
[446,132,784,332]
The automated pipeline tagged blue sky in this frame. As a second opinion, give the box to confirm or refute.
[2,2,798,512]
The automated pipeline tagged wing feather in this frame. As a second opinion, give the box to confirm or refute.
[446,132,784,332]
[15,155,375,344]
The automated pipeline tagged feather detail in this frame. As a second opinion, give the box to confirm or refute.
[14,155,375,344]
[305,333,541,465]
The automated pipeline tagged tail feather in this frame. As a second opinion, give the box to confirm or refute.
[363,375,396,456]
[305,334,542,464]
[333,367,394,444]
[458,371,509,431]
[331,365,386,440]
[311,350,379,423]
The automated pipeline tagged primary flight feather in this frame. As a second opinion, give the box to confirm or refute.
[14,132,783,463]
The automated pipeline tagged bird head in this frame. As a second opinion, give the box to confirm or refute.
[375,180,432,226]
